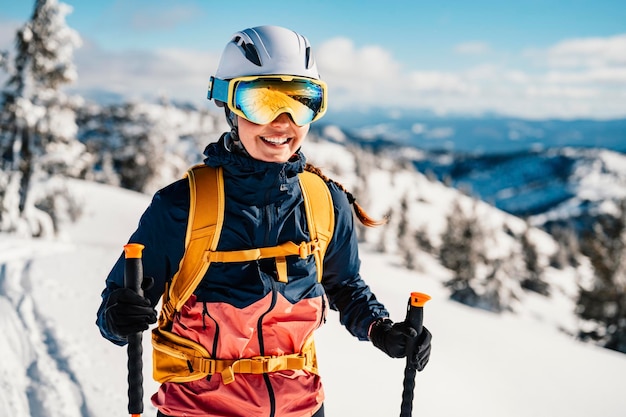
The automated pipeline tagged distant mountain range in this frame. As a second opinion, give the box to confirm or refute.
[314,112,626,231]
[411,147,626,227]
[320,108,626,154]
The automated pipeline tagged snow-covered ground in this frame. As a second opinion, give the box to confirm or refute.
[2,178,626,417]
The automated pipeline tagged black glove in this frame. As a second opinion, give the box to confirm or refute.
[369,318,432,371]
[104,287,157,338]
[411,327,432,371]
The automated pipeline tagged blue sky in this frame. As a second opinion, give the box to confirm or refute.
[1,0,626,119]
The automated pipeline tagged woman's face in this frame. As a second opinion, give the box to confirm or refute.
[237,113,310,163]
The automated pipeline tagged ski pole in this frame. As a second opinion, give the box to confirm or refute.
[123,243,145,417]
[400,292,431,417]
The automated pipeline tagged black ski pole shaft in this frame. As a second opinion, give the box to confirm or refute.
[400,292,431,417]
[123,243,145,417]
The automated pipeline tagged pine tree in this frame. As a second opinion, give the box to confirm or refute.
[520,226,549,295]
[578,199,626,353]
[414,226,434,254]
[76,100,219,194]
[441,198,484,307]
[547,222,580,269]
[0,51,8,72]
[351,147,374,242]
[0,0,84,236]
[397,193,410,243]
[397,193,416,269]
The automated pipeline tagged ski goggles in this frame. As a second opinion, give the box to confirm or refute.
[208,75,327,126]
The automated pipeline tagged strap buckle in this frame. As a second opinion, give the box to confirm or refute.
[298,240,320,258]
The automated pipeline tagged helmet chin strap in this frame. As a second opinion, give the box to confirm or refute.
[223,107,250,157]
[224,105,238,130]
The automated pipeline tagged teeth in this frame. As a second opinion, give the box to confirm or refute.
[262,137,289,145]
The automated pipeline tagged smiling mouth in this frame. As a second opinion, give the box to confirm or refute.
[261,136,291,145]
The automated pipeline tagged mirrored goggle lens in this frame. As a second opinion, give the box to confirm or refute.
[232,78,326,126]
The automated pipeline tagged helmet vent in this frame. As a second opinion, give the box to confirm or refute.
[305,46,312,69]
[233,35,262,67]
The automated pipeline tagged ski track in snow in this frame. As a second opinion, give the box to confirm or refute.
[1,250,87,417]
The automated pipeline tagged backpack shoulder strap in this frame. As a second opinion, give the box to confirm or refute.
[160,164,224,323]
[298,171,335,282]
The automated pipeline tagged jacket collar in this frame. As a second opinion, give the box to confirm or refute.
[202,133,307,203]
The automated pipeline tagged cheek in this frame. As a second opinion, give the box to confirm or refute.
[237,115,259,128]
[237,119,260,143]
[295,125,310,142]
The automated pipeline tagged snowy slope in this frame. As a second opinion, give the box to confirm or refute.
[2,176,625,417]
[304,136,589,324]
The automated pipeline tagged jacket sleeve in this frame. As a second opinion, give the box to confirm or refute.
[321,182,389,341]
[96,179,190,345]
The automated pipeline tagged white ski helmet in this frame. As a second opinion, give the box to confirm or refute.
[209,25,324,131]
[213,25,320,82]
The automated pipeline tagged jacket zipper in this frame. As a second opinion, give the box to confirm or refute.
[201,302,220,382]
[318,294,327,328]
[260,168,280,417]
[202,302,220,358]
[258,281,278,417]
[259,166,288,417]
[265,165,287,246]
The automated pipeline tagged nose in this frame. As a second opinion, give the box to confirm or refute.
[270,112,294,125]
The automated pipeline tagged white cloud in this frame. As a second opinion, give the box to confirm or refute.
[317,37,400,78]
[316,33,626,119]
[71,38,219,105]
[130,5,204,32]
[316,38,476,107]
[454,41,492,55]
[408,70,476,94]
[544,67,626,85]
[7,29,617,120]
[315,37,403,105]
[505,34,626,118]
[504,70,531,84]
[542,34,626,68]
[525,85,597,99]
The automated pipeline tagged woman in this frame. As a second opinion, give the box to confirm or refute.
[97,25,431,417]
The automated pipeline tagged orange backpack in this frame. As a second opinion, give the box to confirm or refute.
[151,164,334,384]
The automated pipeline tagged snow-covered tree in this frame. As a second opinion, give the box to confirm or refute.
[578,199,626,353]
[440,198,486,308]
[547,222,581,269]
[351,146,375,242]
[76,100,220,194]
[395,193,421,270]
[439,197,552,312]
[0,0,85,237]
[0,51,8,72]
[520,225,549,295]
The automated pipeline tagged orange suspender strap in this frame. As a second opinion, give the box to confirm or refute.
[298,171,334,282]
[159,165,225,325]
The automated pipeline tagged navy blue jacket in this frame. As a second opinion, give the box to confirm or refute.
[96,135,389,346]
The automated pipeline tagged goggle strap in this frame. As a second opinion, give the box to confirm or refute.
[208,77,230,102]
